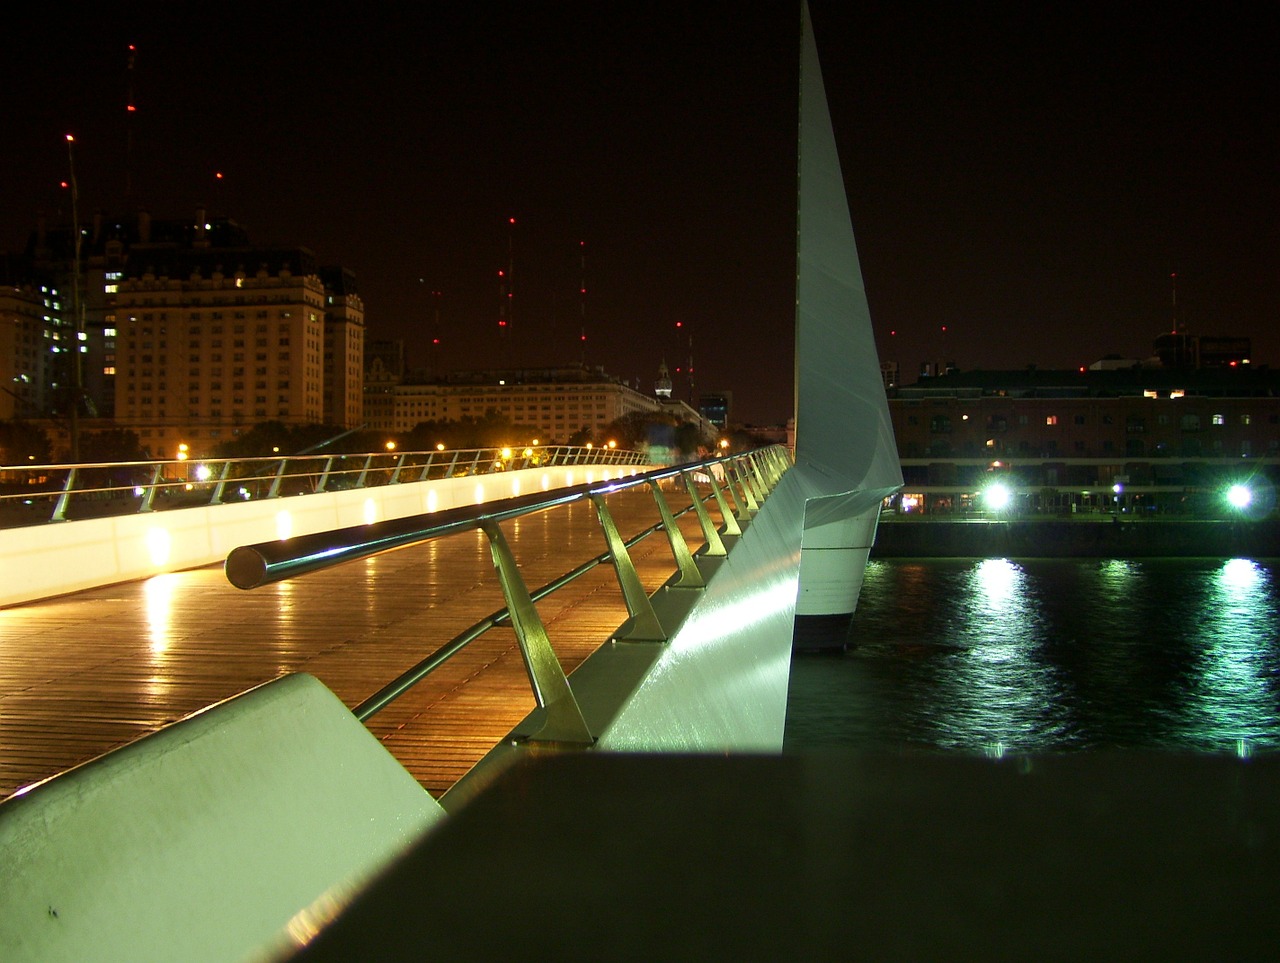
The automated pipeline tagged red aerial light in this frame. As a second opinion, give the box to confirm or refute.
[432,338,440,345]
[580,334,587,342]
[215,172,224,180]
[498,320,507,327]
[60,180,69,189]
[127,104,136,112]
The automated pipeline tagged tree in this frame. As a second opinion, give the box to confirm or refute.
[78,428,147,463]
[0,420,51,465]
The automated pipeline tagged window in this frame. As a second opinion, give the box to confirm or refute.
[1181,414,1201,432]
[929,415,952,434]
[1211,414,1225,426]
[1045,415,1058,426]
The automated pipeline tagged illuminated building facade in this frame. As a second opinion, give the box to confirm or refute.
[362,362,715,446]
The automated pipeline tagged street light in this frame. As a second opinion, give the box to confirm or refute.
[1226,484,1252,510]
[983,482,1011,512]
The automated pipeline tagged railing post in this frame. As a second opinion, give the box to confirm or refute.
[647,479,704,589]
[479,520,594,745]
[727,459,759,515]
[682,470,727,557]
[389,453,407,484]
[49,468,78,522]
[354,455,373,490]
[315,457,334,493]
[138,464,164,513]
[468,450,483,475]
[743,453,769,502]
[418,452,435,482]
[447,451,461,477]
[706,464,743,536]
[590,494,668,642]
[209,462,232,504]
[268,459,289,499]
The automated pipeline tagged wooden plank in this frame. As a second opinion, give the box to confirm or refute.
[0,483,727,799]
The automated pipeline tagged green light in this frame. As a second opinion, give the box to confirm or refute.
[1226,484,1252,510]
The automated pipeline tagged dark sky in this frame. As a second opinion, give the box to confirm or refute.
[4,2,1275,425]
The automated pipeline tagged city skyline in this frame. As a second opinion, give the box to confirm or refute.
[4,2,1275,425]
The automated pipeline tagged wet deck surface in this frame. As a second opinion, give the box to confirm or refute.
[0,485,719,799]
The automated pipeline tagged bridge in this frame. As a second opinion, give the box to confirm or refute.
[3,4,1276,960]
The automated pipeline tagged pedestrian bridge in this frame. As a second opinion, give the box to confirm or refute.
[9,5,1266,959]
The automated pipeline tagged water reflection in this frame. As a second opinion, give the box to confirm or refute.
[786,557,1280,755]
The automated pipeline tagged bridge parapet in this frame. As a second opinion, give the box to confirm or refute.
[0,446,652,608]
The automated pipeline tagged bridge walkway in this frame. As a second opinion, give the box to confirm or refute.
[0,485,716,800]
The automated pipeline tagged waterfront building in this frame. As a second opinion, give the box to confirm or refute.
[887,362,1280,515]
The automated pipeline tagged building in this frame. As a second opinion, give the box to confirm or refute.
[0,269,54,420]
[362,361,716,448]
[7,211,364,459]
[887,363,1280,515]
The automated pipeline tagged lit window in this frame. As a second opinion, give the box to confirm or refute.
[1212,414,1225,426]
[1045,415,1058,426]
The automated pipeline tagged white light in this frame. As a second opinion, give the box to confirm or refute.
[1227,484,1252,509]
[145,528,172,566]
[275,511,293,541]
[984,483,1011,511]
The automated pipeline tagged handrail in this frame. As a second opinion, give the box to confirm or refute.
[225,445,793,741]
[0,444,647,529]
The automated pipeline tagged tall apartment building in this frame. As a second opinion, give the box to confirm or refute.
[0,272,55,420]
[113,253,363,457]
[5,211,363,459]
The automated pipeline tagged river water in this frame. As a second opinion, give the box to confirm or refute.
[784,557,1280,756]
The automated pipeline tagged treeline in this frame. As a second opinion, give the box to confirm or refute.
[2,409,765,464]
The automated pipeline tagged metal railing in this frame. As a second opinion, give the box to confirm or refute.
[0,444,647,530]
[225,445,792,746]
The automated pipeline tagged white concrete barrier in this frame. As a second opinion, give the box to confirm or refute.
[0,672,445,963]
[1,463,651,608]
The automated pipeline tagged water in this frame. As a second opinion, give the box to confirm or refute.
[784,557,1280,756]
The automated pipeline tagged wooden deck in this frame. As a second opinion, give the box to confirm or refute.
[0,484,723,800]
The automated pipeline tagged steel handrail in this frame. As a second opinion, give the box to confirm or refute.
[225,453,742,589]
[225,445,792,736]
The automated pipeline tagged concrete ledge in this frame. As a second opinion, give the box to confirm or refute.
[284,750,1280,960]
[0,673,445,963]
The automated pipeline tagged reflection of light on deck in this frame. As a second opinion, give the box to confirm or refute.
[426,490,438,512]
[363,498,378,525]
[541,474,552,491]
[145,527,172,566]
[510,477,521,497]
[144,573,179,653]
[275,511,293,541]
[473,484,485,504]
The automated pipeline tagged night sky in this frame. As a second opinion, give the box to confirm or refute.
[4,2,1275,425]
